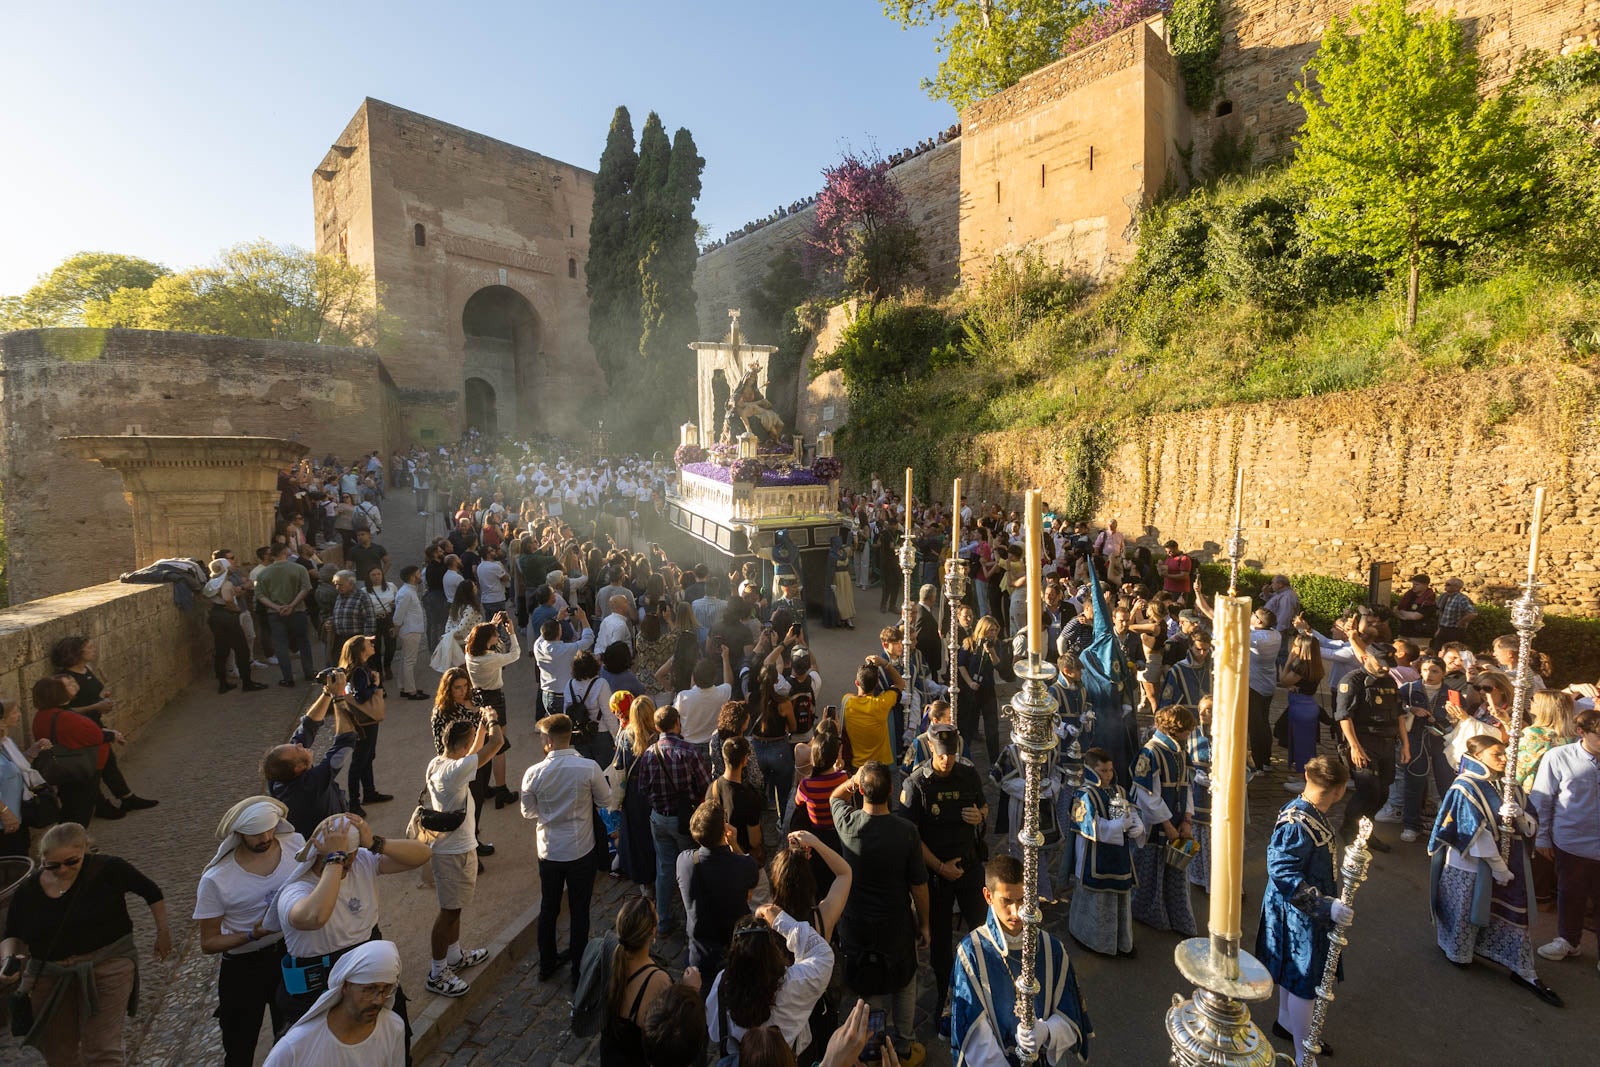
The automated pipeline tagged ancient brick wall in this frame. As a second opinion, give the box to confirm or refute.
[0,328,392,604]
[1194,0,1600,166]
[691,140,962,340]
[920,362,1600,615]
[960,19,1188,283]
[0,582,209,744]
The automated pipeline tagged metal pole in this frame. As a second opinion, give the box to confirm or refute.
[899,521,917,696]
[1299,817,1375,1066]
[1006,653,1060,1062]
[1499,577,1544,861]
[943,554,968,725]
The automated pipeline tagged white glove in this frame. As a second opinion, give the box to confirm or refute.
[1120,813,1141,834]
[1330,900,1354,926]
[1193,771,1211,789]
[1490,862,1515,886]
[1015,1024,1040,1058]
[1500,800,1524,821]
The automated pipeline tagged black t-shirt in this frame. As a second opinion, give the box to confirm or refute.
[679,846,758,966]
[424,560,449,593]
[64,667,107,717]
[833,800,926,949]
[904,762,986,886]
[3,855,162,960]
[349,542,388,580]
[710,777,764,855]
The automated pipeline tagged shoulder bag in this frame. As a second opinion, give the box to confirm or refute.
[31,712,97,790]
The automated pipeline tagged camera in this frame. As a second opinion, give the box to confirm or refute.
[314,666,345,683]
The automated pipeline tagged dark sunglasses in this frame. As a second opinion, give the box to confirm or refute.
[41,856,83,872]
[1472,684,1499,693]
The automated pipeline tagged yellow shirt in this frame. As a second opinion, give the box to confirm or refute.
[843,690,899,768]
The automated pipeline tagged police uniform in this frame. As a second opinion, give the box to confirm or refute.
[904,755,988,1020]
[1333,656,1401,843]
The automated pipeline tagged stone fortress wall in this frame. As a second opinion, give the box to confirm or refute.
[690,139,963,339]
[947,362,1600,615]
[0,328,392,604]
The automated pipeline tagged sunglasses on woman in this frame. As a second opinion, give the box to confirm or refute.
[41,856,83,872]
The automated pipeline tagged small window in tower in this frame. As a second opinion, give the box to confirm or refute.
[413,223,426,247]
[1040,164,1046,188]
[1215,100,1234,117]
[570,224,575,238]
[995,181,1001,203]
[568,257,578,279]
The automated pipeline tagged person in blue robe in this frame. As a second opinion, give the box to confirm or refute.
[951,855,1091,1065]
[1158,636,1212,709]
[1130,705,1196,934]
[1051,650,1089,893]
[1075,566,1138,790]
[1186,699,1214,892]
[1069,749,1143,956]
[1428,735,1562,1006]
[1256,755,1350,1059]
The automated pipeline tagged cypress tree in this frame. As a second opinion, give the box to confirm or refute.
[650,127,704,425]
[585,106,638,388]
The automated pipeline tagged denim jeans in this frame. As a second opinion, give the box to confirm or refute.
[751,738,794,818]
[857,977,918,1057]
[348,723,380,805]
[1402,725,1449,832]
[265,611,315,683]
[649,810,694,932]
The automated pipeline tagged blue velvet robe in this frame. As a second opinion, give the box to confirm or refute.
[1078,565,1137,789]
[1255,797,1341,1000]
[1072,765,1135,893]
[1186,730,1212,826]
[1132,730,1188,841]
[1159,658,1211,709]
[951,909,1092,1065]
[1427,755,1535,930]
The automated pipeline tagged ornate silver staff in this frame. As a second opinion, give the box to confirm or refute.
[944,479,968,727]
[899,468,917,693]
[1003,490,1060,1062]
[1299,816,1374,1066]
[1499,487,1545,862]
[1168,463,1286,1067]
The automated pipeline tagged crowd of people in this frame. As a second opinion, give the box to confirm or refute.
[0,436,1595,1066]
[699,124,962,254]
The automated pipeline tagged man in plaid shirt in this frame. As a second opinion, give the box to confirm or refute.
[635,703,712,934]
[1431,577,1478,652]
[332,569,375,650]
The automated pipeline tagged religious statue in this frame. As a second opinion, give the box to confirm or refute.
[723,367,786,446]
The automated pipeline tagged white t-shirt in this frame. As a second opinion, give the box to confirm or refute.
[272,850,382,958]
[193,833,307,954]
[426,753,481,855]
[477,560,510,603]
[676,683,732,746]
[262,1011,406,1066]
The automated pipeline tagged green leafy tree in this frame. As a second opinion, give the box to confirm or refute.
[1,252,168,329]
[1289,0,1533,328]
[882,0,1091,111]
[585,106,639,388]
[83,240,382,346]
[1513,48,1600,272]
[637,127,703,423]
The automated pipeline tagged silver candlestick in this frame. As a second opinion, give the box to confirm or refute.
[943,553,968,725]
[1299,817,1374,1066]
[1498,575,1544,861]
[1005,652,1060,1062]
[899,527,917,699]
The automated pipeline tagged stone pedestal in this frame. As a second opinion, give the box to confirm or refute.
[61,435,309,566]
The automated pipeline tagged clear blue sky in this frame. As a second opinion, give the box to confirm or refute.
[0,1,955,294]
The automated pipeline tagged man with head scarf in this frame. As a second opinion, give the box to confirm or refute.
[262,939,405,1065]
[262,813,431,1041]
[193,796,306,1067]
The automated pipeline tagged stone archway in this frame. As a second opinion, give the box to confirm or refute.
[464,377,498,438]
[461,285,540,434]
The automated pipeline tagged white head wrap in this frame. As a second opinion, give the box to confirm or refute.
[205,795,294,871]
[280,940,401,1040]
[279,813,361,887]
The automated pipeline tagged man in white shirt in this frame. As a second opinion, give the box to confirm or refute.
[534,607,594,719]
[476,548,511,617]
[265,814,431,1034]
[692,579,728,644]
[595,594,634,655]
[193,796,306,1065]
[392,566,429,700]
[1248,608,1284,771]
[262,939,405,1067]
[675,654,733,746]
[424,717,503,996]
[520,714,619,982]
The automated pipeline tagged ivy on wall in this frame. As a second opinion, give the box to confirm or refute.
[1170,0,1224,111]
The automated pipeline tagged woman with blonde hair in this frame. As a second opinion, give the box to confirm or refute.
[1518,689,1575,790]
[1472,670,1516,739]
[611,693,658,893]
[338,635,389,817]
[956,615,1004,769]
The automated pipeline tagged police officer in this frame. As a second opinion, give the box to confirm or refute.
[1333,640,1401,852]
[903,723,989,1031]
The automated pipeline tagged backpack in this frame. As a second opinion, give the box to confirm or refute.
[788,671,816,734]
[351,505,370,532]
[571,932,615,1038]
[566,678,601,742]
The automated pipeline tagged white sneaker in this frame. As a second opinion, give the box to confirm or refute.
[1374,804,1404,824]
[266,656,279,666]
[1538,936,1580,961]
[250,660,270,671]
[425,971,470,997]
[1400,829,1419,843]
[449,947,489,971]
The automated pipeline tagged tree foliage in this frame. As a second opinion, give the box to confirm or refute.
[81,240,382,346]
[1512,47,1600,273]
[808,152,924,300]
[1,252,168,329]
[636,126,704,427]
[881,1,1092,111]
[1289,0,1534,327]
[586,106,640,389]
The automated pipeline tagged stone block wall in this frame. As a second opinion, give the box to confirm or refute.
[935,362,1600,614]
[691,140,962,340]
[0,328,393,604]
[0,581,207,744]
[795,303,855,440]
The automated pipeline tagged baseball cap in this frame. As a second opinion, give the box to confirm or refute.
[929,723,961,755]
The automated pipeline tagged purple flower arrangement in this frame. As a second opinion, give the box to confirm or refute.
[812,456,842,482]
[674,443,708,466]
[680,462,827,488]
[730,458,764,485]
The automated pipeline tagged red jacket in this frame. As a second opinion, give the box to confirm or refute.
[33,707,110,769]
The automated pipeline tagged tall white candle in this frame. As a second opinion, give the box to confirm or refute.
[1209,593,1250,943]
[1527,486,1545,583]
[1026,490,1043,659]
